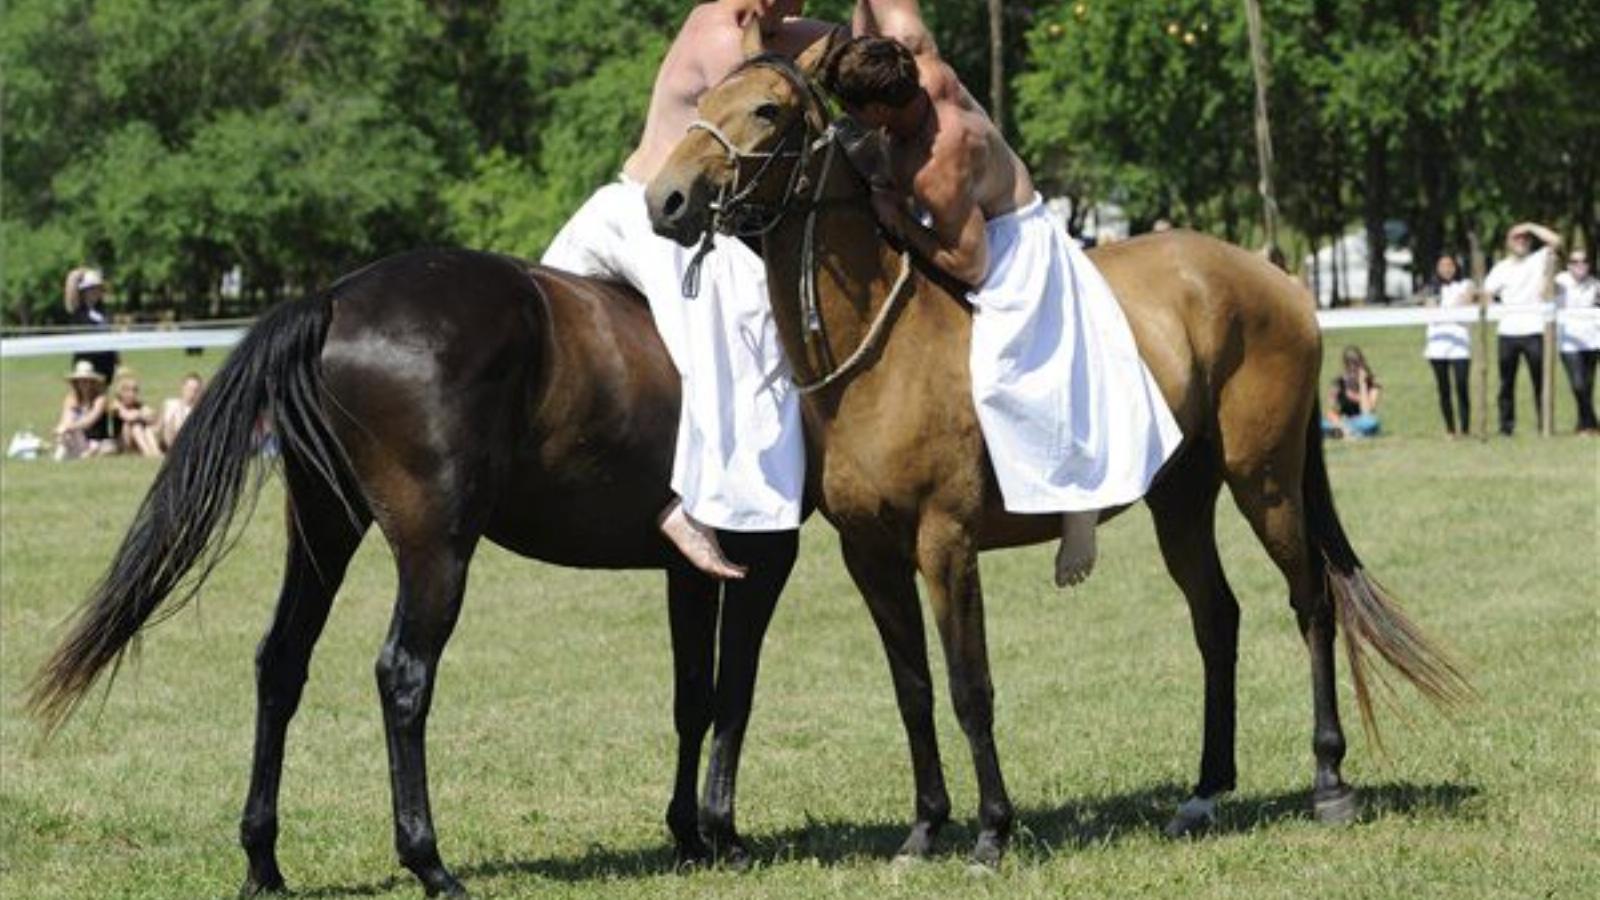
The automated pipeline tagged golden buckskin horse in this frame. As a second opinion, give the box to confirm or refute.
[646,49,1470,865]
[28,255,799,896]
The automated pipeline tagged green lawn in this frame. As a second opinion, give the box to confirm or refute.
[1,329,1595,898]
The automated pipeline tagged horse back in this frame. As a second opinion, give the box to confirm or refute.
[1090,231,1321,442]
[319,248,680,569]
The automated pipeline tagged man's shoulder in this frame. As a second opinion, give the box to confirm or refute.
[917,55,962,99]
[669,4,747,83]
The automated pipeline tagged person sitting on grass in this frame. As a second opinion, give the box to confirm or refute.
[159,372,204,450]
[1323,346,1383,438]
[109,373,163,458]
[52,360,115,460]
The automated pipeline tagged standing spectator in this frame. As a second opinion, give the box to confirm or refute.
[109,373,162,458]
[63,267,119,382]
[1423,254,1475,436]
[1555,249,1599,434]
[1483,222,1562,435]
[52,361,114,460]
[1323,346,1383,438]
[158,372,204,450]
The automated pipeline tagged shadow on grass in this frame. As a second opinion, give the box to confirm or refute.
[296,779,1478,893]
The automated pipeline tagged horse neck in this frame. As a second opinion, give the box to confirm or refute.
[760,155,908,400]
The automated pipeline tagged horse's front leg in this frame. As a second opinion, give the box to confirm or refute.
[840,538,951,859]
[697,530,798,869]
[917,514,1013,867]
[664,563,718,867]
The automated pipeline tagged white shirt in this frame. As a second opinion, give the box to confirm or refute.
[1483,247,1553,338]
[1423,278,1475,361]
[1556,270,1600,352]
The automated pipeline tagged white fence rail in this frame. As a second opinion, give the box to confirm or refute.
[3,305,1595,359]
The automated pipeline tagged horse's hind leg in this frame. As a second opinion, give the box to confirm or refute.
[240,472,370,896]
[698,530,798,868]
[1145,442,1237,837]
[664,563,717,867]
[1223,436,1357,824]
[375,516,480,897]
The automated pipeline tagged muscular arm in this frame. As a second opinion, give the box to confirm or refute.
[875,142,988,285]
[853,0,938,58]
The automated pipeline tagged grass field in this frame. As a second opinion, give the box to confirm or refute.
[1,328,1595,898]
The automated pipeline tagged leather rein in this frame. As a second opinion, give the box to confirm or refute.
[682,56,914,396]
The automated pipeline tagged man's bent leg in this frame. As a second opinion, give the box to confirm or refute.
[659,497,747,580]
[1055,511,1099,588]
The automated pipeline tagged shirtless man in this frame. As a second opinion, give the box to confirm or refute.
[823,16,1184,586]
[543,1,835,579]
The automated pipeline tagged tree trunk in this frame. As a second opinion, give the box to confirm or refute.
[1363,130,1388,305]
[988,0,1004,131]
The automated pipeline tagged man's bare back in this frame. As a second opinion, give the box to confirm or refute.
[624,1,832,182]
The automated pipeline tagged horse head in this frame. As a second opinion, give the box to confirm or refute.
[647,40,836,247]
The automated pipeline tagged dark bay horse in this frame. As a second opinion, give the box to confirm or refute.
[646,54,1471,865]
[28,250,795,896]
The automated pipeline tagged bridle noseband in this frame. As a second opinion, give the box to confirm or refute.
[681,55,915,396]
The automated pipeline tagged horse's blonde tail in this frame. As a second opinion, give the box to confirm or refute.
[1302,403,1474,743]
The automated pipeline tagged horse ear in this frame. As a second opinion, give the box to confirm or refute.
[795,24,846,77]
[741,17,765,57]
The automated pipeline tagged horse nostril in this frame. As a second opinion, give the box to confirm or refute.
[663,191,685,220]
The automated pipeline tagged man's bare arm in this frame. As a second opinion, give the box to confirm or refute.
[874,163,988,285]
[1511,221,1563,248]
[853,0,938,58]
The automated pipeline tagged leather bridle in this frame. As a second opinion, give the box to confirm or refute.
[680,55,915,395]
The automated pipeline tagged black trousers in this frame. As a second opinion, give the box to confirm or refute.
[1430,358,1471,434]
[1561,349,1600,432]
[1497,335,1544,435]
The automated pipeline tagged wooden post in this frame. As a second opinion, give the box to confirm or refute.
[1540,247,1557,436]
[988,0,1005,131]
[1243,0,1279,256]
[1469,232,1491,441]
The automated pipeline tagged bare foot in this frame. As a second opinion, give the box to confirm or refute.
[658,499,747,580]
[1054,511,1098,587]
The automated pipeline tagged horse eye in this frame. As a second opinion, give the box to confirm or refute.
[754,103,781,122]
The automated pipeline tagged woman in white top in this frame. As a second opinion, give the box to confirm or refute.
[1555,249,1599,433]
[1423,254,1475,436]
[1483,222,1562,435]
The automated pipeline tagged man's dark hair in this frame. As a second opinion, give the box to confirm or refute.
[821,36,920,110]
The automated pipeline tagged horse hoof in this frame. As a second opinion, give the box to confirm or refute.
[1314,786,1360,825]
[968,832,1005,869]
[1163,795,1218,839]
[674,833,713,872]
[895,820,941,860]
[717,838,753,873]
[238,876,287,898]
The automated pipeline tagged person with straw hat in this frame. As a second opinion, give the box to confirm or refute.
[52,360,115,460]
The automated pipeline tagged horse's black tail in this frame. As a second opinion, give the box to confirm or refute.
[1302,402,1473,743]
[27,296,363,733]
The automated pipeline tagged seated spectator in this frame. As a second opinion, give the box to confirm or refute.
[1423,254,1475,437]
[1555,249,1598,434]
[109,373,163,458]
[159,372,204,450]
[52,361,114,460]
[1323,346,1382,438]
